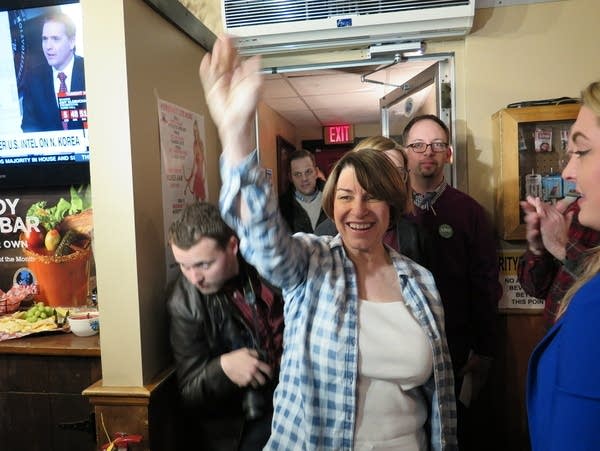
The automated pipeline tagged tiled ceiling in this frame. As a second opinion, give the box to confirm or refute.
[261,59,436,129]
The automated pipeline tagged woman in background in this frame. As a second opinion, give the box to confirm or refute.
[527,80,600,451]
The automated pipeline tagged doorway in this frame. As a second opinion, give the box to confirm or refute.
[257,52,455,188]
[379,60,455,186]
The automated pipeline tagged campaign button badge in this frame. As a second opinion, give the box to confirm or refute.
[439,224,453,239]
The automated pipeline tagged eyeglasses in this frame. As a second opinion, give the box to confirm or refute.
[406,142,449,153]
[396,166,410,183]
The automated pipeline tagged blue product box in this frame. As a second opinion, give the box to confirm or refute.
[542,174,563,201]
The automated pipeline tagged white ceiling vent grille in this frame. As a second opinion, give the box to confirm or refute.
[222,0,475,55]
[224,0,471,28]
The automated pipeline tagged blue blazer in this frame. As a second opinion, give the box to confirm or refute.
[21,55,86,132]
[527,273,600,451]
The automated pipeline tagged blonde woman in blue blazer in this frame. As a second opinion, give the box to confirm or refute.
[527,80,600,451]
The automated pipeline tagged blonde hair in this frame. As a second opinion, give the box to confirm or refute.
[351,136,414,215]
[558,80,600,317]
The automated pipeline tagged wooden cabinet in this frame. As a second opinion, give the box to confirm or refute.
[493,104,580,240]
[0,334,101,451]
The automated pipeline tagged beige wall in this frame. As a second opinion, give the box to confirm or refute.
[257,103,296,196]
[82,0,216,385]
[463,0,600,227]
[178,0,223,35]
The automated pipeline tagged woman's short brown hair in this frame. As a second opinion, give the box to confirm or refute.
[322,147,408,225]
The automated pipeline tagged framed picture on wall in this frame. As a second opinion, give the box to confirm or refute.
[276,135,296,195]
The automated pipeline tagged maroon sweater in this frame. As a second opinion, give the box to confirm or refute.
[407,184,502,371]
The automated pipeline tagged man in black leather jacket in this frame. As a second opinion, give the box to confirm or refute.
[166,202,284,451]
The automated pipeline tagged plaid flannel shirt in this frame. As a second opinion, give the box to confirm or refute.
[219,150,457,450]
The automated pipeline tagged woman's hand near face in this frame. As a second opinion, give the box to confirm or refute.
[538,197,574,261]
[522,196,573,260]
[521,197,543,255]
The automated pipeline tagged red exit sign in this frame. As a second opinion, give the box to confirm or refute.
[324,124,354,145]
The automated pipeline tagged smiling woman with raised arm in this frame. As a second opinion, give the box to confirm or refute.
[526,80,600,451]
[199,35,457,451]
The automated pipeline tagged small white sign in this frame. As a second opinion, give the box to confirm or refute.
[498,249,544,310]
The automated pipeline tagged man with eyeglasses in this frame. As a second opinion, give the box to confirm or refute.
[279,149,328,233]
[403,114,502,451]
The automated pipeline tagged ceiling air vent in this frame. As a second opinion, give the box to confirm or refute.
[222,0,475,55]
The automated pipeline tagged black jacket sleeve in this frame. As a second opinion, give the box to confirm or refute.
[167,276,240,408]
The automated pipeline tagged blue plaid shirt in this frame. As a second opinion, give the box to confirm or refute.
[220,151,457,450]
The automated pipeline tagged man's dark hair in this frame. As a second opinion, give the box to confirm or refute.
[287,149,316,171]
[402,114,450,144]
[168,202,235,250]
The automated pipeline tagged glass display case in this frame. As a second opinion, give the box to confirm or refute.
[493,103,580,241]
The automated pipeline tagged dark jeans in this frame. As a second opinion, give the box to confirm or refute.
[239,413,272,451]
[455,375,494,451]
[457,398,471,451]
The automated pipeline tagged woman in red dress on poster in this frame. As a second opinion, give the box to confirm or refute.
[184,119,207,200]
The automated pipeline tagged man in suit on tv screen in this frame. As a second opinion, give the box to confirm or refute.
[20,12,85,132]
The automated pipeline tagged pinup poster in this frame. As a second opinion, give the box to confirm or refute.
[497,249,543,310]
[157,97,207,283]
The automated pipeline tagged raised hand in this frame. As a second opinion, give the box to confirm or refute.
[521,196,544,255]
[521,195,574,260]
[537,197,574,260]
[199,35,262,164]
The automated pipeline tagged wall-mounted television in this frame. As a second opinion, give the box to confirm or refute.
[0,0,89,189]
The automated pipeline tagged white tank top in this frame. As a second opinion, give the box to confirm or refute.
[354,300,433,451]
